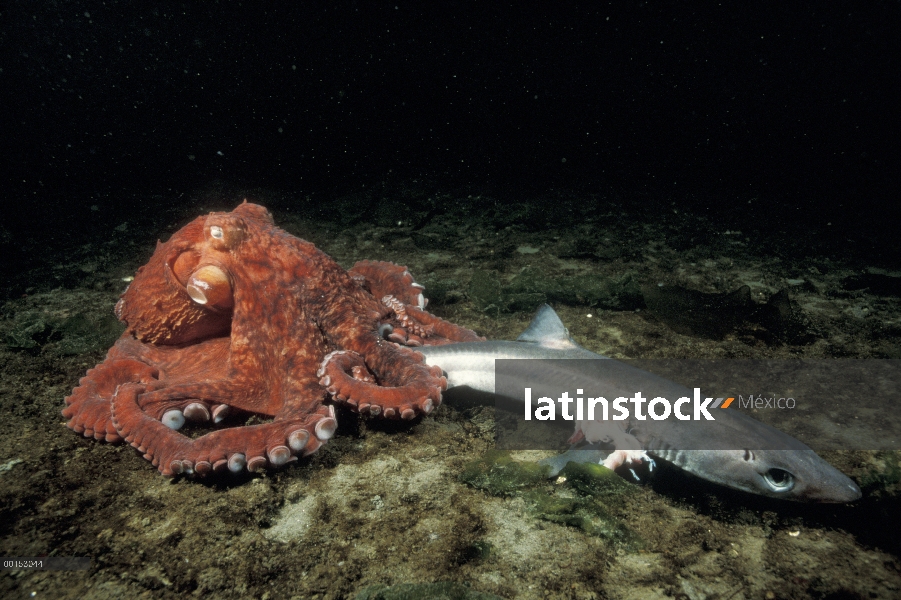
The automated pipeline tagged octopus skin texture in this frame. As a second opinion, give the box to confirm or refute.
[62,201,482,476]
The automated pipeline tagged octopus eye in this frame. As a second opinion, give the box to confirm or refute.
[210,225,224,239]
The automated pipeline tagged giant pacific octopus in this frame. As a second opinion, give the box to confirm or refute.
[62,202,482,476]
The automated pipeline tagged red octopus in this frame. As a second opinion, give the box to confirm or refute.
[62,202,481,476]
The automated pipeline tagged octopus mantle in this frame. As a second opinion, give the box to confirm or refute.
[63,202,481,476]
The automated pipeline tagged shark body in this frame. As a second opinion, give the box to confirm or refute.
[417,305,861,502]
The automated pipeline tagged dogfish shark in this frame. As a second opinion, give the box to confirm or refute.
[417,305,861,502]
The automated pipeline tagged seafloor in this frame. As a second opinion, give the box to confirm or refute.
[1,181,899,599]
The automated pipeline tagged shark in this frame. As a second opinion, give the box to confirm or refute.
[416,304,861,502]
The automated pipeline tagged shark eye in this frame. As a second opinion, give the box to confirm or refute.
[764,468,795,492]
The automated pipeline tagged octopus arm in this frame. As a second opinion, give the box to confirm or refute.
[111,383,337,476]
[348,260,425,307]
[317,346,446,420]
[63,354,160,443]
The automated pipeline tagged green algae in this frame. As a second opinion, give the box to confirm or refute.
[459,450,551,497]
[557,460,635,497]
[533,461,643,549]
[524,490,642,550]
[460,452,642,549]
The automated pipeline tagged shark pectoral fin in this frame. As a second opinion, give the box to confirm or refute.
[601,449,653,471]
[600,429,656,481]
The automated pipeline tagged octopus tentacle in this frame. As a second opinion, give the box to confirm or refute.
[348,260,426,309]
[110,383,334,476]
[132,376,270,415]
[349,261,483,344]
[62,358,160,443]
[317,349,445,419]
[381,295,483,346]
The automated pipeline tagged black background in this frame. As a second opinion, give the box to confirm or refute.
[2,1,898,252]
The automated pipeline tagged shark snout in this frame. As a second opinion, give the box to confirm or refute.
[800,472,862,503]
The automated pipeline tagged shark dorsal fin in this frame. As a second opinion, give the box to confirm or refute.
[516,304,579,349]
